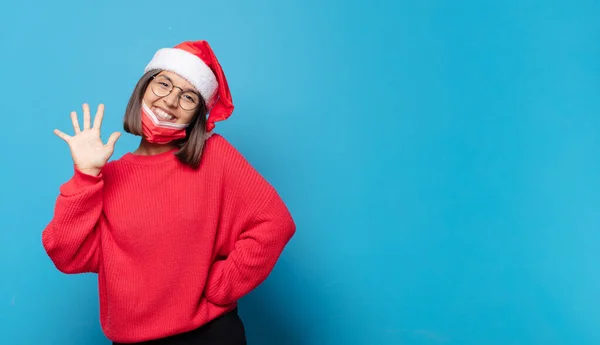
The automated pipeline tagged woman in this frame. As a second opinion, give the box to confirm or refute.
[42,40,296,345]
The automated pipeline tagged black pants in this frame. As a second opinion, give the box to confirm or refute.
[113,308,246,345]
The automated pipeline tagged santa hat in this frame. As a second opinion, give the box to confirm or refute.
[144,40,234,132]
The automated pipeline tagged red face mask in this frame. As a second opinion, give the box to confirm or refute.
[141,102,189,144]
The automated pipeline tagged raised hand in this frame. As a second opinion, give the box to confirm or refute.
[54,103,121,176]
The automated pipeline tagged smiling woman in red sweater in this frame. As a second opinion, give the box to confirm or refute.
[42,40,296,345]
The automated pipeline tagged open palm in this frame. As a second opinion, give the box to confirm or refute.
[54,103,121,176]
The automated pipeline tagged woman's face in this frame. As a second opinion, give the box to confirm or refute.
[142,70,201,125]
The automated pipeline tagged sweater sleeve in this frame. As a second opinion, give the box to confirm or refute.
[41,167,104,274]
[204,140,296,306]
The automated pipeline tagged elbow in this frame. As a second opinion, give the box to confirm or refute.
[51,260,80,274]
[42,232,95,274]
[44,251,76,274]
[43,244,78,274]
[283,213,296,242]
[286,221,296,243]
[46,254,95,274]
[42,232,65,271]
[266,215,295,258]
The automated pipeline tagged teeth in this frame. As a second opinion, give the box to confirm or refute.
[154,108,174,120]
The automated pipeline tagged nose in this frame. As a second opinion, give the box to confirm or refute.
[163,88,181,108]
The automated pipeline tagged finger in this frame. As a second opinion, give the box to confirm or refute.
[82,103,91,129]
[93,103,104,129]
[105,132,121,149]
[53,129,71,142]
[70,111,81,133]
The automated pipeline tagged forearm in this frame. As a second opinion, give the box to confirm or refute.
[204,193,296,305]
[42,167,104,274]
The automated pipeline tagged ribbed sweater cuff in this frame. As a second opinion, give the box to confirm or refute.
[60,167,103,196]
[205,260,228,305]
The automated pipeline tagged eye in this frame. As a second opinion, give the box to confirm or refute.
[183,94,198,103]
[154,76,172,88]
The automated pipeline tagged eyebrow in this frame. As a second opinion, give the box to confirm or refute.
[158,75,201,95]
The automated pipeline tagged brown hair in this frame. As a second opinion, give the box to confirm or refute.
[123,69,209,169]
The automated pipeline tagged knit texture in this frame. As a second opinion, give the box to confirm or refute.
[41,134,296,343]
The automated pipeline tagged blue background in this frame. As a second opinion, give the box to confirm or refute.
[1,0,599,344]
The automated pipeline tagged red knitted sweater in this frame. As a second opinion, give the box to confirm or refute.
[42,134,296,343]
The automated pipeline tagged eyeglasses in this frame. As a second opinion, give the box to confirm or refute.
[149,75,202,111]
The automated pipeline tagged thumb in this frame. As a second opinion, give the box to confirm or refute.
[106,132,121,149]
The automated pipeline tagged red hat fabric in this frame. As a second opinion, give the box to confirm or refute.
[144,40,234,132]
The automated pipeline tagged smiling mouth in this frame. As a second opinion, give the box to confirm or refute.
[153,107,175,121]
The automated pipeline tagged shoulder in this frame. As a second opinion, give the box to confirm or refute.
[104,153,129,170]
[204,134,279,215]
[203,133,273,186]
[99,157,122,179]
[203,133,237,155]
[202,133,251,166]
[101,150,138,175]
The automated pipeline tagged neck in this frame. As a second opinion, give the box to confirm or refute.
[133,138,178,156]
